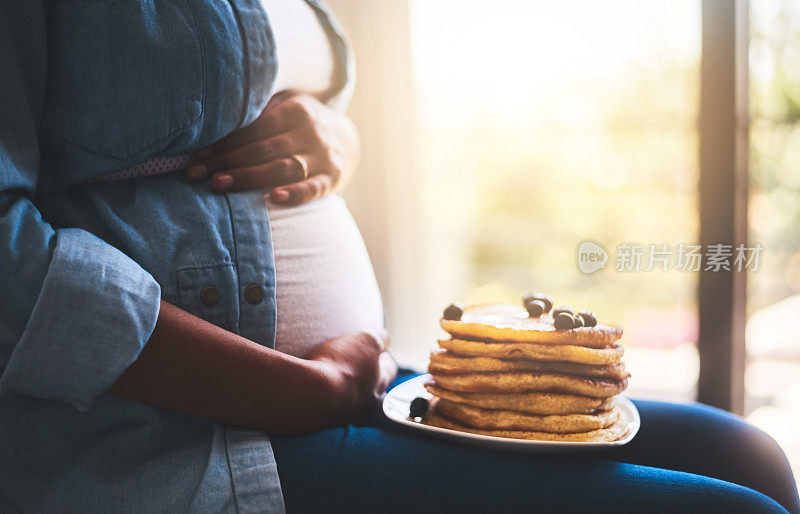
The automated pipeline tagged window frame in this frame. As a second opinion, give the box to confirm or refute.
[698,0,749,414]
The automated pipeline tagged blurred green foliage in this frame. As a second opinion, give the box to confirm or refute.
[416,0,798,349]
[749,0,800,311]
[421,58,699,341]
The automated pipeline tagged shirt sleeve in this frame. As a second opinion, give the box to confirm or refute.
[309,0,355,113]
[0,4,161,411]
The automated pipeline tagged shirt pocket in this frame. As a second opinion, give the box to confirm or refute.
[42,0,205,162]
[177,263,240,333]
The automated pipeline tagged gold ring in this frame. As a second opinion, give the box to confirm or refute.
[290,154,309,180]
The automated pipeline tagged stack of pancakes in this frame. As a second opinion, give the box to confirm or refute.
[423,304,631,442]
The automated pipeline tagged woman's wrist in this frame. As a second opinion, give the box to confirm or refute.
[301,359,351,425]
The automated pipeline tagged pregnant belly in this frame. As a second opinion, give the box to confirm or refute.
[268,195,384,357]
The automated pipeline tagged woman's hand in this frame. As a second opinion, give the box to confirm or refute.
[185,91,360,206]
[308,329,397,422]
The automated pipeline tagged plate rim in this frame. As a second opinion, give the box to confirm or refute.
[383,373,640,448]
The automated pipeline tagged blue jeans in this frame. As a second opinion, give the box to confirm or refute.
[272,372,799,513]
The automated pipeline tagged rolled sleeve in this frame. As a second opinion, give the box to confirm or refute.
[0,4,162,411]
[0,229,161,411]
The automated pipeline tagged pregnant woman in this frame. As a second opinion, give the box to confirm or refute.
[0,2,797,513]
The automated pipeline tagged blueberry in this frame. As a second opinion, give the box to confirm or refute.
[524,299,545,318]
[572,314,584,328]
[443,303,464,321]
[554,312,575,330]
[552,306,574,317]
[578,310,598,327]
[535,294,554,313]
[523,293,553,313]
[410,397,429,418]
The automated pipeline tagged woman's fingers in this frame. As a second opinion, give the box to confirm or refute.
[185,92,355,200]
[378,352,398,392]
[268,173,334,206]
[186,134,295,181]
[190,93,308,159]
[191,111,281,158]
[210,157,309,192]
[370,352,398,401]
[364,328,390,352]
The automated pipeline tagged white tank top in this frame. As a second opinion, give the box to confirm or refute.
[262,1,384,356]
[262,0,337,96]
[268,196,385,357]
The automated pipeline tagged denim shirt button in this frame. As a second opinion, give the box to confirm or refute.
[200,286,221,306]
[244,284,264,305]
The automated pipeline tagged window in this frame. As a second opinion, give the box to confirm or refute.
[330,0,798,484]
[408,0,702,401]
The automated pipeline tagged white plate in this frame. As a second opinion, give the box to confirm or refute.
[383,374,640,455]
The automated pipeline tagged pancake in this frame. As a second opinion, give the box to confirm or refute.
[434,398,619,433]
[424,384,614,414]
[429,371,628,398]
[428,349,629,379]
[441,304,622,349]
[439,338,624,365]
[423,412,629,442]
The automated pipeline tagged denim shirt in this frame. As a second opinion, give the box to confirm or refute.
[0,1,352,512]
